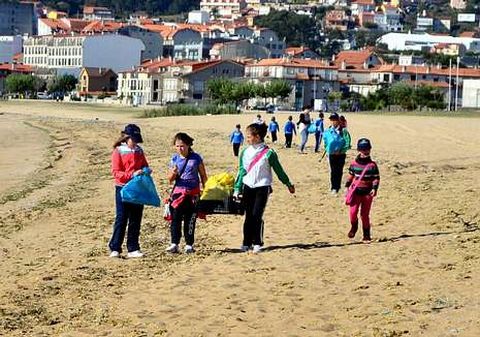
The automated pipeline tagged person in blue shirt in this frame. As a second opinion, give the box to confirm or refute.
[283,115,296,148]
[314,112,325,153]
[230,124,244,157]
[268,116,280,143]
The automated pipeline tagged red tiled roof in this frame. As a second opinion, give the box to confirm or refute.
[82,20,124,33]
[81,67,116,77]
[0,63,33,73]
[67,19,92,31]
[285,46,311,56]
[404,80,449,88]
[39,18,70,31]
[249,58,336,69]
[373,64,480,78]
[335,49,373,67]
[352,0,375,5]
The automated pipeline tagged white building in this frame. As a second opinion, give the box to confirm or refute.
[377,32,480,53]
[188,10,210,24]
[23,34,145,75]
[83,6,114,21]
[462,79,480,108]
[200,0,247,20]
[0,36,23,63]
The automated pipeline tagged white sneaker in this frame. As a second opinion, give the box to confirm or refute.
[184,245,194,254]
[331,189,338,196]
[126,250,143,258]
[109,251,120,258]
[240,245,250,252]
[165,243,179,253]
[252,245,262,254]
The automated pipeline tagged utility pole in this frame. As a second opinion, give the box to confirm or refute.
[448,58,452,111]
[313,66,317,109]
[455,56,460,111]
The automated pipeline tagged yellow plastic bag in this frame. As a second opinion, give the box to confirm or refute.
[200,172,235,200]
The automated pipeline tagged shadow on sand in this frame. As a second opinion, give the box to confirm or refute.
[218,226,479,254]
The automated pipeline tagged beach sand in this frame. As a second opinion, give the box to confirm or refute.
[0,101,479,336]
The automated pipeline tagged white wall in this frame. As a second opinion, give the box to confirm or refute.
[83,35,145,72]
[37,19,52,36]
[462,79,480,108]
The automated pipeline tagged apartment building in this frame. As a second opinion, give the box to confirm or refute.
[245,58,338,109]
[23,34,145,75]
[0,2,37,35]
[117,59,244,105]
[200,0,247,20]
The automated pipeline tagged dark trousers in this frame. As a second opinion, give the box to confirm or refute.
[170,196,197,245]
[285,133,293,148]
[271,131,277,143]
[314,132,323,152]
[109,186,144,253]
[233,143,241,157]
[242,185,269,246]
[329,153,346,192]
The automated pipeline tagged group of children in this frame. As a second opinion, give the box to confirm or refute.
[109,114,380,258]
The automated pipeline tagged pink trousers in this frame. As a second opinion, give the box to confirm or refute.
[349,193,374,229]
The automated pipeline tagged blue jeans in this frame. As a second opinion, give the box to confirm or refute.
[300,128,309,152]
[109,186,144,253]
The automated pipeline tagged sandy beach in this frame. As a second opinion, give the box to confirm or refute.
[0,100,479,337]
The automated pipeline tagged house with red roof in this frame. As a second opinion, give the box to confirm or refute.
[141,24,203,60]
[117,59,245,105]
[0,63,34,94]
[245,58,339,109]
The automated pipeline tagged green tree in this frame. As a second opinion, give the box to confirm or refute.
[207,77,236,105]
[5,74,43,97]
[47,74,78,94]
[389,82,415,109]
[265,80,292,101]
[254,10,318,49]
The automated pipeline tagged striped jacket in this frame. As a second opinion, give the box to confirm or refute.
[345,155,380,195]
[111,143,149,186]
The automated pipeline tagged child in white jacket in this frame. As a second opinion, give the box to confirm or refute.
[233,123,295,253]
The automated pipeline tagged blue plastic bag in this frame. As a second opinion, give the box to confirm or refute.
[121,169,161,207]
[307,123,317,134]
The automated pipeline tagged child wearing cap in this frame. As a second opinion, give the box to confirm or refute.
[323,112,351,195]
[345,138,380,242]
[230,124,244,157]
[109,124,149,258]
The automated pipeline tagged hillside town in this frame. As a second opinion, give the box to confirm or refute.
[2,0,480,109]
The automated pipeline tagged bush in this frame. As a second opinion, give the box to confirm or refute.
[142,104,237,118]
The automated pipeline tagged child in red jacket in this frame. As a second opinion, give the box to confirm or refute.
[109,124,149,258]
[345,138,380,242]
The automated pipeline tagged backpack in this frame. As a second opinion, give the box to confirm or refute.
[324,128,346,154]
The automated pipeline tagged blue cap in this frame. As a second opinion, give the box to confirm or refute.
[123,124,143,143]
[357,138,372,150]
[329,112,339,120]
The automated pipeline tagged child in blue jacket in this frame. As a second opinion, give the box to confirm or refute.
[230,124,244,157]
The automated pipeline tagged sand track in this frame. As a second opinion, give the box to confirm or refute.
[0,102,479,336]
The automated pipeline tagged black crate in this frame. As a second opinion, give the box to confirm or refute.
[197,197,244,215]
